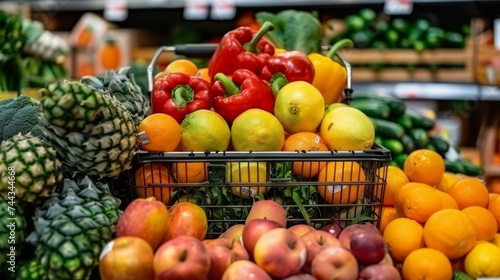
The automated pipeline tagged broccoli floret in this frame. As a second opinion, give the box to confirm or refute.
[0,94,45,143]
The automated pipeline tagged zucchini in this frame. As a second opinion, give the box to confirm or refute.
[395,113,413,132]
[381,138,404,155]
[405,107,435,130]
[349,99,391,120]
[351,92,406,118]
[456,159,483,176]
[400,134,416,154]
[429,135,450,156]
[369,117,405,140]
[408,128,430,149]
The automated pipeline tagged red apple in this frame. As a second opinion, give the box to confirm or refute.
[242,218,282,257]
[163,201,208,242]
[245,200,288,227]
[154,235,211,280]
[283,273,318,280]
[219,224,245,245]
[349,232,386,265]
[221,260,272,280]
[115,197,169,250]
[358,264,401,280]
[338,223,380,249]
[288,224,316,238]
[300,230,341,273]
[99,236,154,280]
[311,246,359,280]
[204,238,250,280]
[253,228,307,278]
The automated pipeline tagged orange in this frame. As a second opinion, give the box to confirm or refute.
[436,190,459,209]
[135,163,176,204]
[379,206,399,235]
[377,166,410,207]
[403,149,445,186]
[137,113,181,152]
[154,59,199,81]
[403,186,443,223]
[423,208,477,259]
[196,68,210,83]
[490,193,499,207]
[274,81,325,134]
[317,161,365,204]
[488,194,500,232]
[231,108,285,151]
[394,182,431,217]
[181,109,231,151]
[282,132,328,178]
[491,233,500,247]
[171,162,209,184]
[402,248,453,280]
[489,177,500,194]
[447,177,490,209]
[383,217,425,262]
[436,172,458,192]
[462,206,498,242]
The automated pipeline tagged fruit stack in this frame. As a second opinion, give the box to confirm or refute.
[349,91,483,177]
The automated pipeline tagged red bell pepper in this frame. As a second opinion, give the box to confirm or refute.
[152,72,214,123]
[208,21,275,83]
[260,50,315,96]
[212,69,275,124]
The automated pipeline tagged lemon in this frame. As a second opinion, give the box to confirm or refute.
[226,162,269,199]
[465,242,500,278]
[319,106,375,151]
[274,81,325,134]
[436,172,458,192]
[181,109,230,151]
[231,108,285,151]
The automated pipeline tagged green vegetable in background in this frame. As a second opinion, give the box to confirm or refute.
[0,95,45,143]
[255,9,323,54]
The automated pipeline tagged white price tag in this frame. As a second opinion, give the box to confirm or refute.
[104,0,128,22]
[184,0,209,20]
[384,0,413,15]
[394,84,421,99]
[211,0,236,20]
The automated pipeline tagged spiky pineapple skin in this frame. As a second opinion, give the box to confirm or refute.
[39,81,137,178]
[81,66,151,127]
[26,175,121,280]
[17,259,48,280]
[0,195,26,278]
[0,134,63,205]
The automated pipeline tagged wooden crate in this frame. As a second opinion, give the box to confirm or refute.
[340,47,473,83]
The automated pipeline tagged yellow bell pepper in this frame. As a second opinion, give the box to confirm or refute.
[308,39,354,105]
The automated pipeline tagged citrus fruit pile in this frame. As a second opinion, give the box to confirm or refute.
[379,148,500,279]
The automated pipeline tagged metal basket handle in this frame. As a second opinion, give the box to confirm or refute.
[147,44,353,105]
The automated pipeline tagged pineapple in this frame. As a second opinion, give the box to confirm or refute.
[80,66,151,126]
[25,175,121,280]
[17,259,48,280]
[0,134,63,205]
[39,80,137,178]
[0,195,26,278]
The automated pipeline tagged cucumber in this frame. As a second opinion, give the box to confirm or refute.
[351,92,406,118]
[456,158,483,176]
[393,153,408,168]
[452,271,474,280]
[424,142,437,152]
[400,134,416,154]
[429,135,450,156]
[445,159,466,174]
[374,135,383,146]
[349,99,391,120]
[405,107,435,130]
[369,117,405,140]
[381,138,404,155]
[408,128,430,148]
[395,113,413,132]
[389,160,400,167]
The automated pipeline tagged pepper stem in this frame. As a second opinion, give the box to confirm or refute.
[244,21,275,53]
[171,85,194,109]
[214,73,240,97]
[326,39,354,60]
[270,73,288,97]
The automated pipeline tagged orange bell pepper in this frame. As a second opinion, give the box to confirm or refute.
[308,39,354,105]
